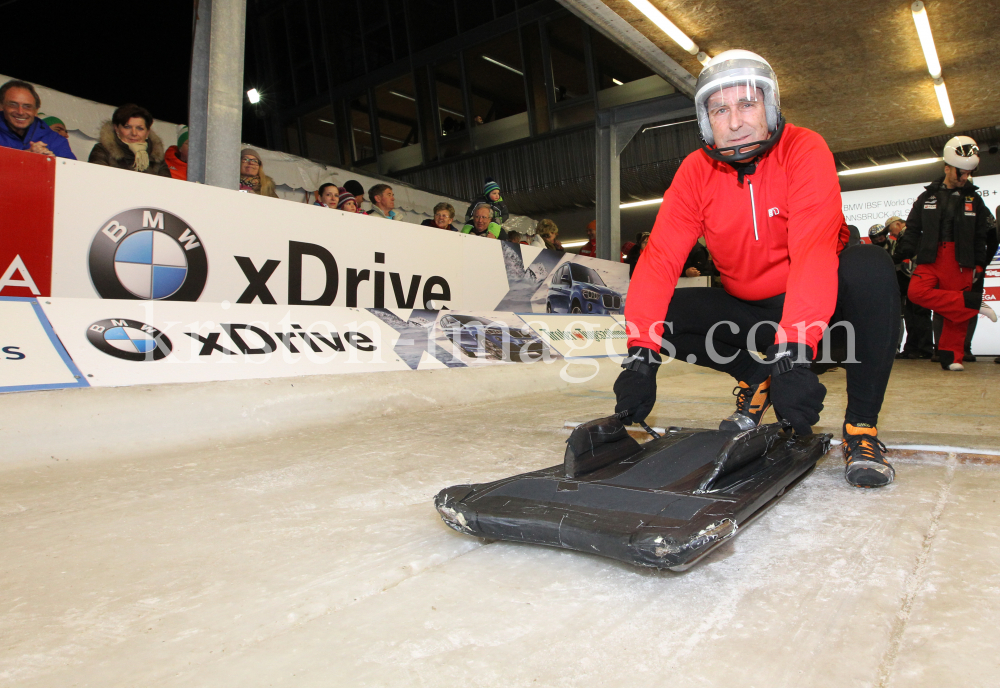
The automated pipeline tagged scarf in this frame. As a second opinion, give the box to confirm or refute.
[240,175,261,192]
[120,137,150,172]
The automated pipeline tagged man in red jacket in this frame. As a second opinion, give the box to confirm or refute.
[614,50,899,488]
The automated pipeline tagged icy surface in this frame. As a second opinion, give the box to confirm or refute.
[1,385,999,687]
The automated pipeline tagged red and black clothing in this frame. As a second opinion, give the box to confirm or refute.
[899,179,992,363]
[624,123,898,426]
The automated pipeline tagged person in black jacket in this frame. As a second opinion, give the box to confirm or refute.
[464,178,509,228]
[898,137,996,371]
[876,216,934,359]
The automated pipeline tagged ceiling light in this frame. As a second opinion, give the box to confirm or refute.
[627,0,705,59]
[562,240,589,248]
[319,119,335,125]
[439,105,464,118]
[246,88,261,104]
[910,1,941,79]
[620,198,663,209]
[389,90,415,102]
[352,127,403,144]
[481,56,523,76]
[933,79,955,127]
[837,157,942,176]
[642,118,697,133]
[612,78,624,86]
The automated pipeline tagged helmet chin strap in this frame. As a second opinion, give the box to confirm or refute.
[701,116,786,168]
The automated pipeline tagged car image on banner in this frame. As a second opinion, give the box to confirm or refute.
[545,261,623,315]
[438,313,549,362]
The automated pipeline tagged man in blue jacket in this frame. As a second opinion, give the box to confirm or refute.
[0,80,76,159]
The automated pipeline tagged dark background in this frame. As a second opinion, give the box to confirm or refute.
[3,1,195,125]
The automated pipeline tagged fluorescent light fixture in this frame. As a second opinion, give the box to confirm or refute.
[642,118,697,133]
[246,88,261,104]
[481,56,523,76]
[620,198,663,209]
[389,90,415,102]
[562,239,589,248]
[910,1,941,79]
[837,157,942,176]
[627,0,700,56]
[612,78,624,86]
[934,79,955,127]
[697,51,711,66]
[319,119,335,125]
[353,127,403,144]
[439,105,464,118]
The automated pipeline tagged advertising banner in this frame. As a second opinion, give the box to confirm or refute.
[0,148,55,297]
[48,160,630,314]
[38,299,627,389]
[0,297,88,393]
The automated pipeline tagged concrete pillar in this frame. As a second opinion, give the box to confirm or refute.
[594,125,620,262]
[188,0,247,189]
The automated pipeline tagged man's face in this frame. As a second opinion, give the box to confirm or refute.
[888,220,904,238]
[178,141,189,162]
[434,210,453,229]
[50,122,69,138]
[587,225,596,242]
[377,188,395,210]
[872,234,887,245]
[943,164,972,189]
[3,87,38,135]
[706,84,769,153]
[473,208,491,231]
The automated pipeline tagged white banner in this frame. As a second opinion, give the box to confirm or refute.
[0,297,88,393]
[48,160,629,315]
[38,298,628,388]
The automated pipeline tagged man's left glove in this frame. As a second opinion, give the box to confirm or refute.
[614,346,661,425]
[764,343,826,436]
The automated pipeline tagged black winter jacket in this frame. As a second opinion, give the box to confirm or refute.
[898,178,990,268]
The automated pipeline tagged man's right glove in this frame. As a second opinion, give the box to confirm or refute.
[764,343,826,436]
[614,346,661,425]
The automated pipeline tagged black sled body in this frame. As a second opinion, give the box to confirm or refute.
[435,420,831,571]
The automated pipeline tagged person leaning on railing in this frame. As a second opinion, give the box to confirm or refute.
[88,103,170,177]
[238,148,278,197]
[0,79,75,159]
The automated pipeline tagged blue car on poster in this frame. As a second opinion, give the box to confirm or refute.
[545,261,623,314]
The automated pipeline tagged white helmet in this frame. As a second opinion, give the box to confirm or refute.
[943,136,979,170]
[695,50,781,146]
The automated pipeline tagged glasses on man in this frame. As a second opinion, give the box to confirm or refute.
[241,157,260,165]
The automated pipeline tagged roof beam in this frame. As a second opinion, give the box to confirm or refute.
[555,0,697,98]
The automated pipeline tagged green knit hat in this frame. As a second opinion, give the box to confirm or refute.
[40,114,65,128]
[177,126,189,147]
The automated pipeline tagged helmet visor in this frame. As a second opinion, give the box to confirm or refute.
[703,81,771,156]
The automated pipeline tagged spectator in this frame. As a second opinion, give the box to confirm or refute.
[88,103,170,176]
[367,183,396,219]
[421,202,457,230]
[464,177,510,227]
[536,219,562,252]
[625,232,650,277]
[462,202,507,240]
[337,188,358,213]
[238,148,278,197]
[507,230,526,244]
[0,80,75,159]
[40,114,69,138]
[683,239,715,277]
[164,126,188,181]
[314,182,340,208]
[343,180,366,213]
[579,221,597,257]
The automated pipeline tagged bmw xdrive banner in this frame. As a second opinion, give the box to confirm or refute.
[39,298,628,388]
[48,160,629,314]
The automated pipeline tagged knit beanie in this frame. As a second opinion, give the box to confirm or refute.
[337,188,356,209]
[177,126,189,147]
[483,178,501,197]
[343,180,365,197]
[40,114,65,127]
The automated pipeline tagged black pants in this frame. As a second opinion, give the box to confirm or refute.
[660,245,899,426]
[901,297,934,356]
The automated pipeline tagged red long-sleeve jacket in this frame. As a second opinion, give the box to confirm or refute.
[626,123,849,354]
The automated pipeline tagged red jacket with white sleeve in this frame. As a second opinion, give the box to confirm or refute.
[626,123,849,354]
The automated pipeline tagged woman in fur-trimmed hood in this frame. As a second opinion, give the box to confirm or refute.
[88,103,171,177]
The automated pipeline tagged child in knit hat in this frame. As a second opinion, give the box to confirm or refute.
[464,176,509,228]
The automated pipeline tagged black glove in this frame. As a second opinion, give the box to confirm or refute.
[614,347,661,425]
[764,343,826,435]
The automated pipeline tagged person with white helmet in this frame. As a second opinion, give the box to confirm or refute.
[614,50,900,488]
[897,136,996,372]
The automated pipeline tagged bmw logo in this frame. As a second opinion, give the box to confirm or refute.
[87,318,172,361]
[88,208,208,300]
